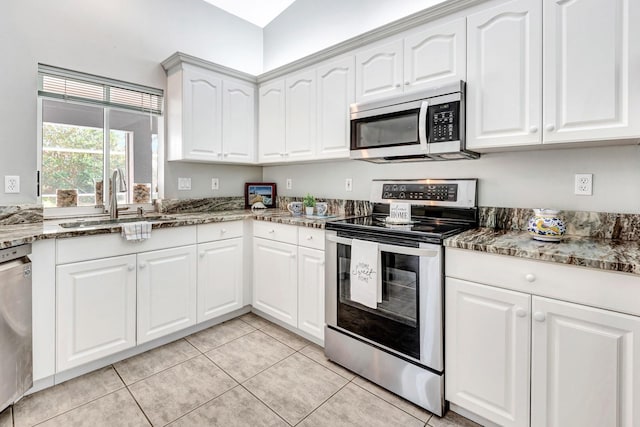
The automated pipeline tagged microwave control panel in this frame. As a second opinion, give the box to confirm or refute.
[428,101,460,142]
[382,183,458,201]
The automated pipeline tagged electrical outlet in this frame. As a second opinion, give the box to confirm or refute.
[4,176,20,193]
[574,173,593,196]
[211,178,219,190]
[286,178,292,190]
[178,177,191,191]
[345,178,353,192]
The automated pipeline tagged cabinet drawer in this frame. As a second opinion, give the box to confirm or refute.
[57,226,197,264]
[253,221,298,244]
[198,221,243,242]
[298,227,325,250]
[446,247,640,317]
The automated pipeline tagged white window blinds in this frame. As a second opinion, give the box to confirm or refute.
[38,64,163,115]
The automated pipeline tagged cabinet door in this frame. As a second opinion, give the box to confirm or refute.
[445,278,531,427]
[137,246,197,344]
[182,66,223,161]
[222,79,256,163]
[197,238,243,322]
[466,0,542,149]
[316,56,355,160]
[258,79,286,163]
[57,255,136,371]
[404,18,466,92]
[252,238,297,327]
[531,296,640,427]
[355,39,403,102]
[285,69,316,160]
[297,247,325,341]
[543,0,640,143]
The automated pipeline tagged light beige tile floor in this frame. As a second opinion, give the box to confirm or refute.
[4,314,481,427]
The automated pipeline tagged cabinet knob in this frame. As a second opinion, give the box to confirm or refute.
[223,153,229,157]
[128,264,135,271]
[546,124,555,132]
[290,253,296,258]
[268,229,275,234]
[525,273,536,283]
[530,126,538,133]
[320,261,325,266]
[139,263,146,269]
[533,312,546,322]
[199,252,206,258]
[306,235,313,240]
[404,81,410,86]
[221,229,227,234]
[515,307,527,318]
[395,83,401,88]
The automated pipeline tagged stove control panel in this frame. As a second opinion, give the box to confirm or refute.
[381,183,458,201]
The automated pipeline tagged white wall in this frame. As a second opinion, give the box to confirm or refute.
[263,145,640,214]
[263,0,447,70]
[0,0,263,204]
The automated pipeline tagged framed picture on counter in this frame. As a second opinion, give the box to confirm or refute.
[245,182,277,209]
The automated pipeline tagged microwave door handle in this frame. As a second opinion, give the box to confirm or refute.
[418,100,429,150]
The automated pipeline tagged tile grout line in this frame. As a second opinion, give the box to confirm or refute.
[349,380,431,425]
[119,351,203,388]
[292,375,353,426]
[238,383,294,427]
[114,370,154,427]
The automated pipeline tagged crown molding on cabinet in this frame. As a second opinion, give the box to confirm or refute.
[256,0,490,83]
[161,52,258,84]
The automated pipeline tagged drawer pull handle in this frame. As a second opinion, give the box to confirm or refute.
[515,307,527,318]
[525,273,536,282]
[128,264,135,271]
[533,312,546,322]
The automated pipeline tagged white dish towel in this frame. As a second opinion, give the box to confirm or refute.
[349,239,381,309]
[121,221,152,242]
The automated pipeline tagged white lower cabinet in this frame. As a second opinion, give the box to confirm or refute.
[297,246,325,340]
[446,249,640,427]
[197,238,244,322]
[446,278,530,427]
[137,246,197,344]
[56,255,137,371]
[531,297,640,427]
[252,237,298,327]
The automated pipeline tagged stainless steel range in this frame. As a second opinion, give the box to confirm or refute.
[324,178,478,416]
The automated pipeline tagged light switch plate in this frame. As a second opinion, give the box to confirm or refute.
[286,178,292,190]
[4,176,20,193]
[211,178,219,190]
[178,177,191,191]
[345,178,353,192]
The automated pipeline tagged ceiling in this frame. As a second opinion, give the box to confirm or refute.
[201,0,297,27]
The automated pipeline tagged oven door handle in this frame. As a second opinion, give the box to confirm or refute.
[418,100,429,151]
[326,234,440,258]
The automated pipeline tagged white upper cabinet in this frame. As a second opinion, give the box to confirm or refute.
[316,56,355,159]
[356,39,404,102]
[543,0,640,144]
[176,65,223,161]
[466,0,542,149]
[531,296,640,427]
[164,58,256,164]
[221,79,256,163]
[285,69,316,161]
[258,79,287,163]
[404,18,466,92]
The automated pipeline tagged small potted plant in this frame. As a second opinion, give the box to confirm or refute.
[303,193,316,216]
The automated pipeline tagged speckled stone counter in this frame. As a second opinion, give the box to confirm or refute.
[444,228,640,275]
[0,209,344,249]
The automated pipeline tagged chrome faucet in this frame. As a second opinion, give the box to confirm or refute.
[109,168,128,219]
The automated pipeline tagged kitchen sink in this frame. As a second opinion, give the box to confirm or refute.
[59,215,176,229]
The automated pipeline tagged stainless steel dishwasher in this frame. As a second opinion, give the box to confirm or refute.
[0,244,32,412]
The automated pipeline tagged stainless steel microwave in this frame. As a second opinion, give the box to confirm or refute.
[349,81,478,163]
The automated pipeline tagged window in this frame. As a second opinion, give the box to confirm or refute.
[37,65,163,212]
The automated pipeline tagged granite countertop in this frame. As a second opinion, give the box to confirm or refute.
[0,209,342,249]
[445,228,640,275]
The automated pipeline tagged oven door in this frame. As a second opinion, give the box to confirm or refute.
[325,231,443,372]
[350,99,429,160]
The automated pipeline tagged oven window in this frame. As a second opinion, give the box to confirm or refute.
[336,244,420,360]
[352,110,419,149]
